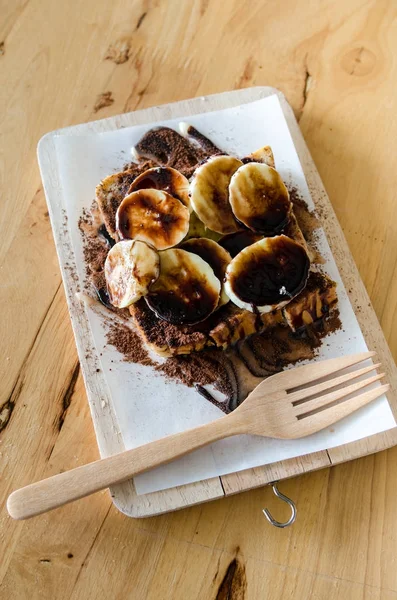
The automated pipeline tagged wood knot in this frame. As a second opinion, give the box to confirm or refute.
[216,556,247,599]
[340,46,377,77]
[105,38,131,64]
[0,400,15,433]
[94,92,114,113]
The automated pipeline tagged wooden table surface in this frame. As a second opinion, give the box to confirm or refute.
[1,1,397,598]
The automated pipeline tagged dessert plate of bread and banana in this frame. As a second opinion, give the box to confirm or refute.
[38,88,396,516]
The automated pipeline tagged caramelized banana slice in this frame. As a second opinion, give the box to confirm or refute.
[189,156,242,234]
[116,189,190,250]
[127,167,190,210]
[105,240,160,308]
[180,238,232,307]
[229,162,292,234]
[224,235,310,313]
[146,249,220,325]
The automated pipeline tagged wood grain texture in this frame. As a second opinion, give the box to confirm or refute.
[1,0,397,598]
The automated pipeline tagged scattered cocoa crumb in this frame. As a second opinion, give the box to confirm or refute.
[94,91,114,113]
[107,323,154,366]
[327,309,342,334]
[59,209,81,290]
[83,237,108,276]
[304,270,335,295]
[156,353,217,388]
[288,186,326,264]
[106,323,153,366]
[155,351,237,414]
[288,186,320,244]
[64,263,80,290]
[61,210,68,231]
[78,202,109,283]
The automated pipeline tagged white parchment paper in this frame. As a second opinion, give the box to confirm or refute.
[53,95,396,495]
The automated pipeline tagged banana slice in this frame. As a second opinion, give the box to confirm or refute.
[146,249,221,325]
[116,189,190,250]
[127,166,190,210]
[224,235,310,314]
[243,145,275,168]
[190,155,242,234]
[185,210,222,242]
[104,240,160,308]
[229,162,292,235]
[180,238,231,307]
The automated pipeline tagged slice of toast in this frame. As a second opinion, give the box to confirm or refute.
[129,271,337,356]
[243,145,275,167]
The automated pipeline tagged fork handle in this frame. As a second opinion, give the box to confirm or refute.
[7,413,242,520]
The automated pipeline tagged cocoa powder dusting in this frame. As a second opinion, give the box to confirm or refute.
[78,203,109,279]
[288,186,320,245]
[288,186,325,264]
[105,320,236,411]
[157,354,218,387]
[156,351,237,413]
[104,306,342,414]
[107,323,154,366]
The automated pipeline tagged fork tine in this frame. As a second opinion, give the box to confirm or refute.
[289,363,381,405]
[295,373,385,418]
[272,351,376,391]
[290,384,390,438]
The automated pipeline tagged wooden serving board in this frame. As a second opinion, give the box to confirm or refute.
[38,86,397,517]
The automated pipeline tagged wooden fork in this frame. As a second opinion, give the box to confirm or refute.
[7,351,388,520]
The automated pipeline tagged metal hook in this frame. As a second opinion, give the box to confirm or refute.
[263,482,297,528]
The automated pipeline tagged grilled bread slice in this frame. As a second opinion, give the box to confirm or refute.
[129,271,337,356]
